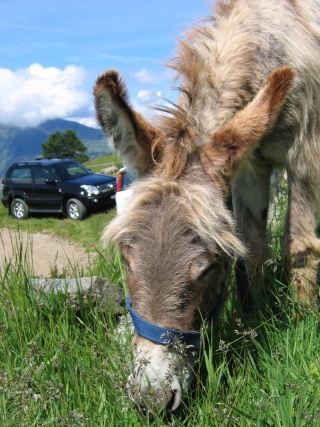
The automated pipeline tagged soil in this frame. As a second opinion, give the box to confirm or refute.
[0,228,95,277]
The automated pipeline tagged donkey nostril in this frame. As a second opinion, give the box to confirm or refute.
[166,391,175,411]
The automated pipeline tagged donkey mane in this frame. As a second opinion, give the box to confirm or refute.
[103,174,246,259]
[152,0,263,181]
[152,106,200,180]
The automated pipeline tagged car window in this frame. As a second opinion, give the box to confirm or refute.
[34,167,55,185]
[10,167,33,184]
[50,161,90,180]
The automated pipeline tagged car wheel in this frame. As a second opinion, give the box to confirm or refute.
[66,198,87,220]
[10,198,29,220]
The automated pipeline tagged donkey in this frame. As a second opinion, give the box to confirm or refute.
[94,0,320,411]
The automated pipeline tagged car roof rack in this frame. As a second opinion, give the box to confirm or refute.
[34,157,67,160]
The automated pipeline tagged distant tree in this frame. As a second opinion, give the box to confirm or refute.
[41,129,90,162]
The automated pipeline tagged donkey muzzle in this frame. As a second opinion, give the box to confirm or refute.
[126,335,196,411]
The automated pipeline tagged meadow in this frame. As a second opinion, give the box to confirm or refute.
[0,171,319,426]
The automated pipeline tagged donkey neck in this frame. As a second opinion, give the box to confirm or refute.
[174,5,262,136]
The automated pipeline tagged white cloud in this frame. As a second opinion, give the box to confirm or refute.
[137,90,152,103]
[132,88,164,119]
[0,63,90,127]
[132,68,178,120]
[68,116,99,129]
[133,68,175,85]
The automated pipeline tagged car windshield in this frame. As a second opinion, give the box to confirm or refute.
[49,161,91,181]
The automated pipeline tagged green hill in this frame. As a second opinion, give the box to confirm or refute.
[0,119,113,178]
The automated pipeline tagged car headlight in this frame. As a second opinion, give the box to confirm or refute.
[81,185,100,196]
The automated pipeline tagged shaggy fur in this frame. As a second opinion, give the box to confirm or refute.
[94,0,320,409]
[93,0,320,410]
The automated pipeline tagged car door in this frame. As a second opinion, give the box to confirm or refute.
[32,166,62,211]
[8,166,35,207]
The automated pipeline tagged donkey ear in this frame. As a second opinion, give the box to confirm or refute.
[202,67,295,183]
[94,70,162,173]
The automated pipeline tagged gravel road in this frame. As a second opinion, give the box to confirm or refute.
[0,228,95,277]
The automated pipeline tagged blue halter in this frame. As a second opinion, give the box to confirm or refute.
[126,290,224,349]
[126,297,201,348]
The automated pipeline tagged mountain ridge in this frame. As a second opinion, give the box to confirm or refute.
[0,119,112,178]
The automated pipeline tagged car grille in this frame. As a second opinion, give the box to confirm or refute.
[98,183,115,193]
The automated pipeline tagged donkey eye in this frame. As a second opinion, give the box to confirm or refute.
[197,262,217,280]
[190,255,216,281]
[197,260,207,269]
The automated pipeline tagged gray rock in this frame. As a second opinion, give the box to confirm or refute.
[29,276,124,313]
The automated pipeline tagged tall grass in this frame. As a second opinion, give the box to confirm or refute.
[0,178,319,426]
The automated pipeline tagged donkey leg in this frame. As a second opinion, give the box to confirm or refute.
[232,161,273,296]
[282,173,320,307]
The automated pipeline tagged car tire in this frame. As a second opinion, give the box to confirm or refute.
[66,198,87,221]
[10,198,29,220]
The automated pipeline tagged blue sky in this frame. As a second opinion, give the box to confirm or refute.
[0,0,210,128]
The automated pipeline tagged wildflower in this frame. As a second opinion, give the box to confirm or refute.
[32,393,41,402]
[218,339,228,353]
[243,328,258,339]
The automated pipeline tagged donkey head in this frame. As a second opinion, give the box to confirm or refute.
[94,67,294,411]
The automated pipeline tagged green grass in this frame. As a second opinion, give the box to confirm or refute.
[0,200,116,248]
[84,154,122,174]
[0,176,319,426]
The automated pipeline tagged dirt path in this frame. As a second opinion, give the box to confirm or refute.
[0,228,95,277]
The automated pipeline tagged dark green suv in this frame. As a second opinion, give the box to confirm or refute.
[1,158,116,220]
